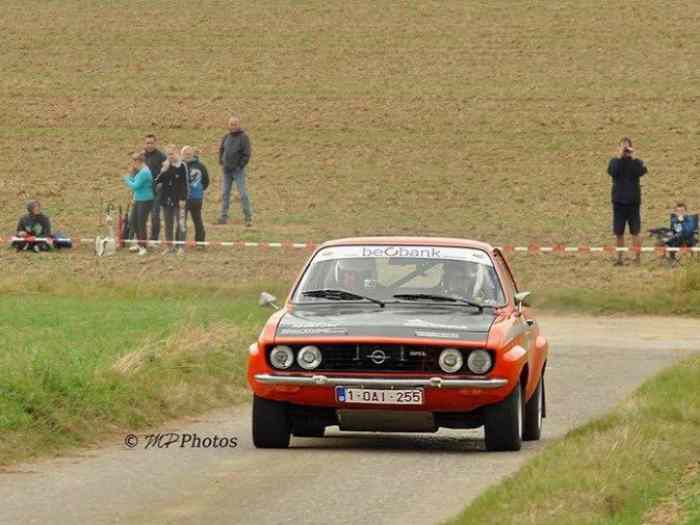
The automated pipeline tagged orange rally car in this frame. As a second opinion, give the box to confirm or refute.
[247,237,549,451]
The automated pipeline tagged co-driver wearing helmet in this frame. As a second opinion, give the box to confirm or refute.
[333,258,377,293]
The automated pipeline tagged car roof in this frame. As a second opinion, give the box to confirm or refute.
[319,236,496,253]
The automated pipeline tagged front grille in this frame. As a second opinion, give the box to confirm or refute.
[321,344,441,372]
[272,344,468,373]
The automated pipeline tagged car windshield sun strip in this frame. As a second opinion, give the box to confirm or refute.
[392,293,484,312]
[302,288,385,307]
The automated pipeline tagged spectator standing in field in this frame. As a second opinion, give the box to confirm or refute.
[14,201,52,252]
[608,137,647,266]
[144,134,167,242]
[154,144,189,255]
[181,145,210,247]
[122,151,153,256]
[217,115,252,226]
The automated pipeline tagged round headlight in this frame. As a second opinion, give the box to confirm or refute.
[297,345,322,370]
[269,345,294,370]
[467,350,493,375]
[438,348,464,373]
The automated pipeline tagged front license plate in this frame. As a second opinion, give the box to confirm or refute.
[335,387,424,405]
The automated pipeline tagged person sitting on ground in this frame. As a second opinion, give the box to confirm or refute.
[650,202,699,263]
[122,151,154,256]
[14,201,52,252]
[181,145,209,247]
[669,202,698,261]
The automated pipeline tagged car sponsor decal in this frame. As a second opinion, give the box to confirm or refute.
[403,319,471,331]
[414,330,461,339]
[312,245,494,266]
[278,327,349,336]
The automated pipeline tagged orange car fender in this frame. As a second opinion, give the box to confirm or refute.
[247,309,286,393]
[487,342,527,393]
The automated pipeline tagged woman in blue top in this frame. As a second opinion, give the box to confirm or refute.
[123,151,154,255]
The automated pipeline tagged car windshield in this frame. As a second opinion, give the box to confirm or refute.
[292,245,506,306]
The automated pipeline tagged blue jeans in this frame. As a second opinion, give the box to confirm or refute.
[221,167,252,222]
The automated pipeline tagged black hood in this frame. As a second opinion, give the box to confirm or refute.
[276,305,494,342]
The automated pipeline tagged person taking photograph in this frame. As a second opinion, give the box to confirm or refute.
[154,144,189,255]
[122,151,154,256]
[608,137,647,266]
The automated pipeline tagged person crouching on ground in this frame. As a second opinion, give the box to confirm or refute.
[608,137,648,266]
[154,144,189,255]
[14,201,52,252]
[181,145,209,248]
[123,151,153,256]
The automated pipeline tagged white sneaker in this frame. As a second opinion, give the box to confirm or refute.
[138,247,148,256]
[129,245,139,253]
[177,248,185,256]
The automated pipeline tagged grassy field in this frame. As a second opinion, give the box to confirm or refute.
[446,354,700,525]
[2,0,700,299]
[0,279,282,465]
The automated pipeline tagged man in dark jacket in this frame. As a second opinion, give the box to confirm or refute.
[14,201,52,252]
[217,115,252,226]
[144,134,167,241]
[154,144,189,254]
[608,137,647,265]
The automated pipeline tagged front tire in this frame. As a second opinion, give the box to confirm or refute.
[523,376,544,441]
[484,381,523,451]
[252,395,291,448]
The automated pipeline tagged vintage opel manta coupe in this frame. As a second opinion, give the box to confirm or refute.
[247,237,549,451]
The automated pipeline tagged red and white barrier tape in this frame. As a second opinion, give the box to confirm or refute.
[2,236,699,253]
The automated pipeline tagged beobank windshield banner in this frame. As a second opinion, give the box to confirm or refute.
[313,245,494,266]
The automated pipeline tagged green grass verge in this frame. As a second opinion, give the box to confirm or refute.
[533,261,700,316]
[0,279,285,466]
[445,355,700,525]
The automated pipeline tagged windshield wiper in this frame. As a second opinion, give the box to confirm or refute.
[392,293,484,312]
[302,289,385,308]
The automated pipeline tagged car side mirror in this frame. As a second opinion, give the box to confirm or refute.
[514,291,531,315]
[259,292,279,310]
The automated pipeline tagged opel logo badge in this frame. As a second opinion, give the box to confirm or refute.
[369,349,388,365]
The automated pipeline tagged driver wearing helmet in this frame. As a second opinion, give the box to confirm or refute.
[333,258,377,293]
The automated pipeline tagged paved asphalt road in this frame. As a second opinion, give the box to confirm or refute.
[1,316,698,525]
